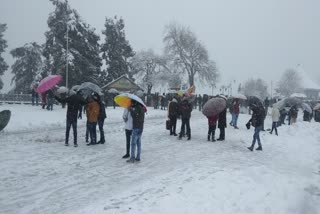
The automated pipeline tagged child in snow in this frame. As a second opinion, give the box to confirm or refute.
[207,114,219,142]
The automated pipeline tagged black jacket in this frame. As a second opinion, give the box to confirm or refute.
[131,103,145,129]
[179,100,192,119]
[98,101,106,120]
[55,94,83,121]
[250,105,265,127]
[168,100,179,117]
[218,108,227,128]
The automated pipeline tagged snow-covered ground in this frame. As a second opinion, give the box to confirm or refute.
[0,104,320,214]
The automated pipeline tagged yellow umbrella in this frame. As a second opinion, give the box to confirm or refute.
[114,93,147,109]
[114,95,132,108]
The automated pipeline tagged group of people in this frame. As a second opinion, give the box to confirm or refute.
[167,95,227,142]
[54,90,106,147]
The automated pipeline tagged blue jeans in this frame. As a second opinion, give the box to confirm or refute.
[66,118,77,145]
[131,128,143,160]
[231,113,239,127]
[87,122,97,144]
[252,126,262,147]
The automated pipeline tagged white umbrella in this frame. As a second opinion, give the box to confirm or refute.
[232,94,247,100]
[57,86,69,94]
[314,103,320,111]
[290,93,307,98]
[108,88,118,94]
[301,103,312,113]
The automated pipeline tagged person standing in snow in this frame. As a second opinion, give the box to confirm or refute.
[41,92,47,109]
[289,105,298,124]
[127,100,145,163]
[231,98,240,129]
[86,97,100,146]
[168,97,179,136]
[122,106,133,159]
[97,95,106,144]
[207,114,219,142]
[178,98,192,140]
[217,107,227,141]
[54,90,83,147]
[270,106,280,136]
[46,90,54,111]
[247,104,265,151]
[303,110,311,122]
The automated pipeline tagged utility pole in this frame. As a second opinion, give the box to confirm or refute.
[66,0,69,88]
[271,81,273,99]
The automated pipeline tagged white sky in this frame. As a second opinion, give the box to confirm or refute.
[1,0,320,94]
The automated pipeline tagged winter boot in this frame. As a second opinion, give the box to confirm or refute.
[247,146,253,151]
[207,135,210,141]
[256,146,263,151]
[122,154,130,159]
[187,133,191,140]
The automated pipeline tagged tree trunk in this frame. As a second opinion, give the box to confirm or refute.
[189,74,194,87]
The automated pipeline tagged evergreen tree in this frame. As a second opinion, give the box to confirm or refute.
[43,0,102,88]
[0,23,9,90]
[10,42,43,93]
[101,16,135,85]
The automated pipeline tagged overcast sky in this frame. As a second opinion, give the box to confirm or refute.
[1,0,320,93]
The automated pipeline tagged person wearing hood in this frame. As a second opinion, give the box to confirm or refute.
[54,90,83,147]
[168,97,179,136]
[270,106,280,136]
[247,103,265,151]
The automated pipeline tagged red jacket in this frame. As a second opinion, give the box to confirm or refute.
[207,114,219,126]
[233,100,240,114]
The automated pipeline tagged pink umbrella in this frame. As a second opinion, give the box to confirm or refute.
[202,97,227,117]
[36,75,62,93]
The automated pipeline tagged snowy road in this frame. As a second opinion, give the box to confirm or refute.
[0,106,320,214]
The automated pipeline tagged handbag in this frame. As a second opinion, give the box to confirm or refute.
[166,119,171,130]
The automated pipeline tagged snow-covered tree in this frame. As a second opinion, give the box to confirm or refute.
[43,0,102,88]
[163,23,218,87]
[101,16,135,84]
[242,78,268,99]
[130,49,168,95]
[0,23,8,90]
[276,68,302,97]
[10,42,43,93]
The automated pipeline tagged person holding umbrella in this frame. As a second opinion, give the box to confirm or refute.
[122,106,133,159]
[127,100,145,163]
[247,103,265,151]
[54,90,83,147]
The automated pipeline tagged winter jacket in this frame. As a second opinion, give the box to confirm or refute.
[179,100,192,119]
[207,114,219,126]
[86,101,100,123]
[55,94,83,121]
[271,107,280,122]
[250,105,265,127]
[218,108,227,128]
[168,99,179,117]
[131,103,145,129]
[98,101,106,121]
[123,108,133,130]
[233,100,240,114]
[289,106,298,119]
